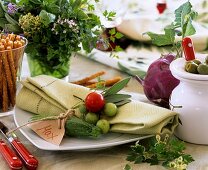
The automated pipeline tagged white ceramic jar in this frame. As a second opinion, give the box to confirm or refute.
[170,54,208,145]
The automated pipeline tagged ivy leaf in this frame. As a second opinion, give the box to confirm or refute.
[103,77,131,97]
[146,28,175,46]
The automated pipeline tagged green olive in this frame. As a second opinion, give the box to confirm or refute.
[192,59,201,65]
[185,62,198,74]
[197,64,208,75]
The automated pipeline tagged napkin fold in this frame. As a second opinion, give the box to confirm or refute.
[16,75,178,135]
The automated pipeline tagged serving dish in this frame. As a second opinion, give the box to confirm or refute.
[170,54,208,144]
[14,106,153,151]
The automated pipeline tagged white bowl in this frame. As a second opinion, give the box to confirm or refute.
[170,54,208,145]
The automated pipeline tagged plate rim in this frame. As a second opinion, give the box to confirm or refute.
[14,107,153,151]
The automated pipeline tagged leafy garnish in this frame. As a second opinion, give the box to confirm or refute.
[145,1,198,57]
[103,77,131,97]
[101,77,131,106]
[125,135,194,170]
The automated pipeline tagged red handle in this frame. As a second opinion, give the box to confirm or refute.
[182,37,195,61]
[11,139,38,170]
[0,140,23,170]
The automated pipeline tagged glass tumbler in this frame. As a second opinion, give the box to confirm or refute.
[0,34,28,114]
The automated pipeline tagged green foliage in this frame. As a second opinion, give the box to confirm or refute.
[0,0,114,70]
[102,77,131,106]
[145,1,198,58]
[103,10,116,21]
[125,135,194,170]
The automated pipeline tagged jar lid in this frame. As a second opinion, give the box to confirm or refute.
[170,54,208,81]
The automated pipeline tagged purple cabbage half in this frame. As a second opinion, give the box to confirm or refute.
[135,54,180,108]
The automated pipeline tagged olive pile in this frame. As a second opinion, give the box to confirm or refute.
[185,56,208,75]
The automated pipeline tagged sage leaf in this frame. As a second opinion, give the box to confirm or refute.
[105,94,131,103]
[103,77,131,97]
[114,99,131,107]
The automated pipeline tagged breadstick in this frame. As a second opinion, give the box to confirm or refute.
[0,55,2,109]
[71,71,106,85]
[2,70,9,112]
[86,76,122,88]
[6,46,16,90]
[0,46,15,107]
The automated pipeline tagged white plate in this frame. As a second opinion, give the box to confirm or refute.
[14,107,153,151]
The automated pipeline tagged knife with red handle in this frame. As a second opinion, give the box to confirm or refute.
[9,137,38,170]
[0,139,23,170]
[0,121,38,170]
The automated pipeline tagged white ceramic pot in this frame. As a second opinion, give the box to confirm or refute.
[170,54,208,144]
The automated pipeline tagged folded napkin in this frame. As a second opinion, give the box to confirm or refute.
[16,75,178,135]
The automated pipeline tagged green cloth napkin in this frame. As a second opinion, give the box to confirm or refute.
[16,75,178,135]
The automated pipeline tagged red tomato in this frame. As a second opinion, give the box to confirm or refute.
[85,92,105,112]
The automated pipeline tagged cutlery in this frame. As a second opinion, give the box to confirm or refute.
[0,122,38,170]
[0,138,23,170]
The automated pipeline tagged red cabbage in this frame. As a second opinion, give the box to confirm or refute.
[136,54,179,108]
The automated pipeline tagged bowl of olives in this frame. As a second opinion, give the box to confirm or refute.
[169,54,208,145]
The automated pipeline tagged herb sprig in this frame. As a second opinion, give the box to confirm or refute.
[146,1,198,57]
[125,135,194,170]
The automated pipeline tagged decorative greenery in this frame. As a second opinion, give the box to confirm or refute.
[145,1,198,58]
[0,0,120,75]
[125,135,194,170]
[102,77,131,106]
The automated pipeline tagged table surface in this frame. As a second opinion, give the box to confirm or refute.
[1,55,208,170]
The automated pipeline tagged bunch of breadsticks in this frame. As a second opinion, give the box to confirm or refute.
[71,71,122,88]
[0,33,26,112]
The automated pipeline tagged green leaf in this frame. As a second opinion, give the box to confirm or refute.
[109,28,116,35]
[183,18,196,36]
[118,62,146,78]
[29,0,42,4]
[0,18,8,28]
[174,1,192,27]
[45,4,60,14]
[104,94,131,103]
[39,10,55,26]
[71,0,82,9]
[5,13,19,25]
[103,77,131,97]
[125,135,194,169]
[114,99,131,106]
[146,28,175,46]
[77,10,88,20]
[115,32,124,39]
[110,36,115,42]
[115,45,123,52]
[4,24,22,33]
[124,164,133,170]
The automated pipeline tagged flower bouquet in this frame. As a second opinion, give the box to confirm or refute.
[0,0,118,78]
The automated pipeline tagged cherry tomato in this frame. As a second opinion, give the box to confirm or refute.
[85,92,105,112]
